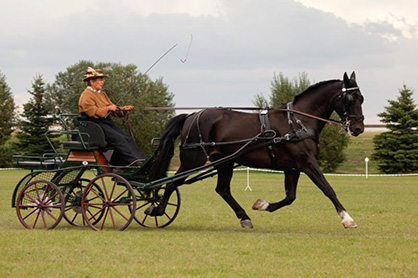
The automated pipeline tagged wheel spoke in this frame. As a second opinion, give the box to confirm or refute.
[136,201,151,210]
[41,212,48,229]
[108,207,116,229]
[112,188,128,203]
[45,208,58,221]
[142,214,149,223]
[100,208,110,230]
[164,212,172,220]
[21,207,38,220]
[71,213,78,223]
[48,191,60,202]
[88,206,105,222]
[111,206,129,221]
[19,204,38,209]
[32,212,41,229]
[100,177,110,201]
[23,192,38,204]
[88,188,106,203]
[109,179,117,201]
[41,183,51,203]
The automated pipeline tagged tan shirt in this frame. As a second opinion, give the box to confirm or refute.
[78,88,113,118]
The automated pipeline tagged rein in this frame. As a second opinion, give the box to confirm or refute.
[276,107,344,127]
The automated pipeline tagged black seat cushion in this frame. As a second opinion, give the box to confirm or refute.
[64,121,108,150]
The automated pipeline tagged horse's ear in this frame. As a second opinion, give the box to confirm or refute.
[343,72,349,85]
[350,71,356,81]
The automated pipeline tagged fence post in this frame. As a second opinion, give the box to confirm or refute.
[244,167,253,191]
[365,157,369,179]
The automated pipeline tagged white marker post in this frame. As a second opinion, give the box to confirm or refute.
[244,167,253,191]
[365,157,369,179]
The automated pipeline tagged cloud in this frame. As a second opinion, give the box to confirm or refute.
[295,0,418,40]
[0,0,417,123]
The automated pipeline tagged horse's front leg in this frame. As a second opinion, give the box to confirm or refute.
[252,169,300,212]
[303,160,357,229]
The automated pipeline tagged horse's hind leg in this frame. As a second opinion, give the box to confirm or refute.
[215,162,253,228]
[253,169,300,212]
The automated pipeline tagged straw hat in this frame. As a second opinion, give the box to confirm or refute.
[83,67,109,82]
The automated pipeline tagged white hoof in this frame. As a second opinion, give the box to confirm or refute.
[252,199,269,211]
[339,211,357,229]
[342,220,358,229]
[240,219,254,228]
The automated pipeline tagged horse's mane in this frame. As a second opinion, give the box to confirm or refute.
[293,79,340,104]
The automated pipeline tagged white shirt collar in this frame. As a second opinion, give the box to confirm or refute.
[87,86,101,93]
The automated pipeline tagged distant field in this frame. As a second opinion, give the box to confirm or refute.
[1,169,417,277]
[338,131,381,174]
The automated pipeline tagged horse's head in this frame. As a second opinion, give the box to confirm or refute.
[334,72,365,136]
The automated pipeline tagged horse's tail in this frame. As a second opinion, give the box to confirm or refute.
[150,114,188,181]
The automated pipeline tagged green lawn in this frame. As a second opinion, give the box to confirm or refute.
[1,169,417,277]
[338,131,381,174]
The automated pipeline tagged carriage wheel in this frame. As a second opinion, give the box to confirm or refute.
[133,185,181,228]
[81,173,136,231]
[16,180,64,230]
[63,178,104,226]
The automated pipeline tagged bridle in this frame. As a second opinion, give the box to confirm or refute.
[279,85,364,131]
[338,86,365,130]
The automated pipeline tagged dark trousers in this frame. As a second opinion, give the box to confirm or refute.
[81,114,145,165]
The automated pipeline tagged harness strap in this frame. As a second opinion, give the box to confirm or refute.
[259,110,279,169]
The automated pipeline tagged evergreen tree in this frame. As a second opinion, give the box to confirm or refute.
[373,85,418,173]
[253,72,349,172]
[14,75,58,155]
[0,71,16,145]
[0,71,16,167]
[47,61,174,154]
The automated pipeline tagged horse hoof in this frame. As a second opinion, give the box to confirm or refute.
[144,205,155,215]
[342,220,358,229]
[252,199,269,211]
[240,219,254,228]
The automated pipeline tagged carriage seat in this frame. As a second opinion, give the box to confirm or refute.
[62,121,109,151]
[13,155,64,170]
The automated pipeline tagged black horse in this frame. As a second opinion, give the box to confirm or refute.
[148,72,364,229]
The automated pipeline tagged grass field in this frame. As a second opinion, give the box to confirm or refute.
[338,131,381,174]
[1,169,417,277]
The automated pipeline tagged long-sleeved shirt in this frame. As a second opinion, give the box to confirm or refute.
[78,88,113,118]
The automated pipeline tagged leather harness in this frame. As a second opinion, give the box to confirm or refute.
[181,105,319,167]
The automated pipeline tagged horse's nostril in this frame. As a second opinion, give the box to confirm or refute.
[353,128,363,135]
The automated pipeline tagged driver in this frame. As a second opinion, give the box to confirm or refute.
[78,67,145,166]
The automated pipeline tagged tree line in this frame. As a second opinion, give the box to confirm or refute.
[0,64,417,173]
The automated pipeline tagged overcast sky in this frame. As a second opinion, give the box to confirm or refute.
[1,0,418,123]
